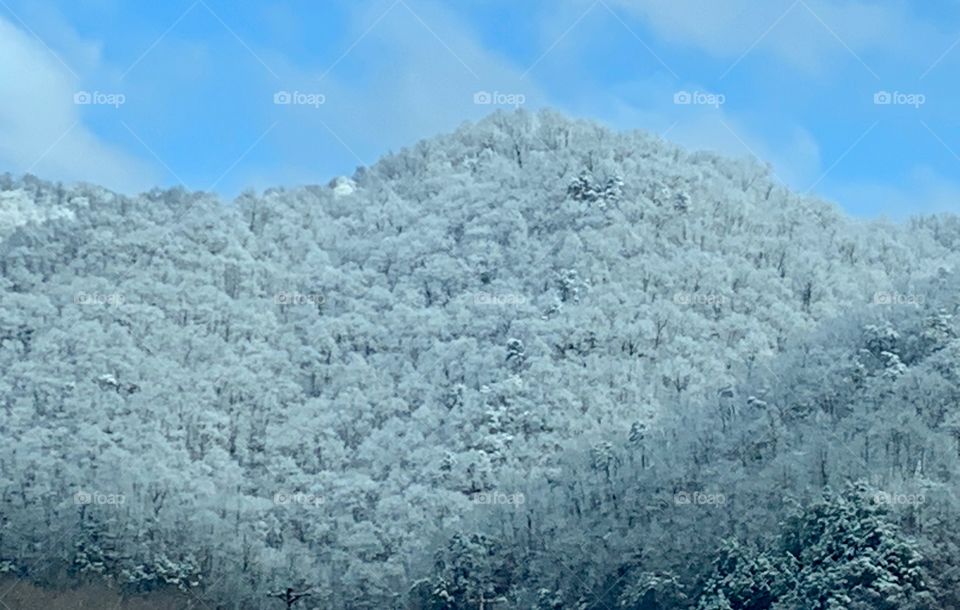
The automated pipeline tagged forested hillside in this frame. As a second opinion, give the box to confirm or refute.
[1,109,958,608]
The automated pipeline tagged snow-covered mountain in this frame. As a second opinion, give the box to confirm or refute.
[2,110,959,608]
[0,186,75,241]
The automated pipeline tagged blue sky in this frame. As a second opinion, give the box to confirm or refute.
[0,0,958,218]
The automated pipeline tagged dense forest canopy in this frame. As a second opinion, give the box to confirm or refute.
[1,109,959,608]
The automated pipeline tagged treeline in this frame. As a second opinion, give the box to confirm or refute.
[425,278,959,608]
[1,110,958,608]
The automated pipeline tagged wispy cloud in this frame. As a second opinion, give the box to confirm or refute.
[605,0,941,74]
[829,166,960,219]
[0,15,157,193]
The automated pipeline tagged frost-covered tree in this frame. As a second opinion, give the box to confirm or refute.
[1,110,959,608]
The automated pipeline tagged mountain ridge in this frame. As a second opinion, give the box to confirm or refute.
[1,108,958,608]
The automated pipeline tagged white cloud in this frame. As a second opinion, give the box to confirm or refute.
[0,16,156,193]
[589,83,822,191]
[230,0,551,194]
[672,116,822,189]
[319,0,548,148]
[827,166,960,219]
[606,0,941,73]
